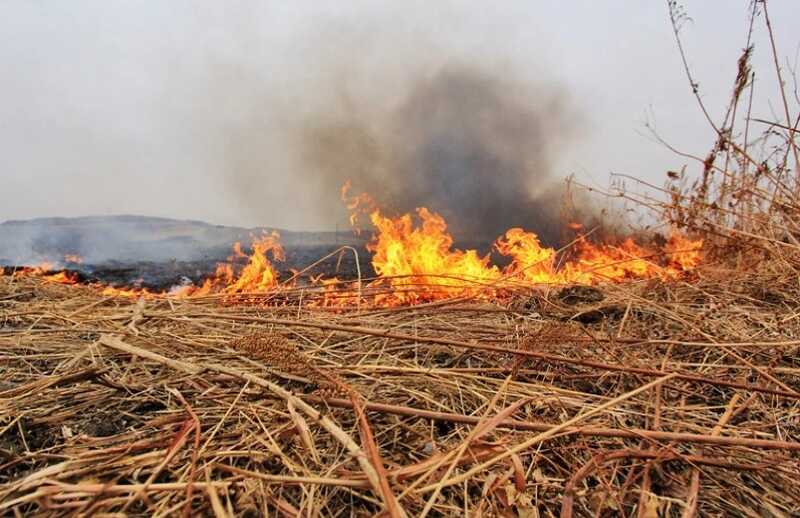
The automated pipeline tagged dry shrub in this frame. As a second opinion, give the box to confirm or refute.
[609,1,800,272]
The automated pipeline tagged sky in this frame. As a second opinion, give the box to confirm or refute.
[1,1,798,231]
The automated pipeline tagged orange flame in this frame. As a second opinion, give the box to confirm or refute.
[180,232,284,298]
[341,179,379,234]
[6,263,79,285]
[360,204,703,305]
[494,228,559,283]
[664,233,704,271]
[3,189,703,307]
[43,271,80,285]
[368,208,501,304]
[101,284,152,298]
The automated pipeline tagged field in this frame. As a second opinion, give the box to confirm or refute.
[2,259,799,516]
[3,2,800,516]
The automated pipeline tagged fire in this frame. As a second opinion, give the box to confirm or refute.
[178,232,284,298]
[63,254,82,264]
[362,206,703,304]
[83,232,285,300]
[3,189,704,306]
[341,180,378,233]
[0,233,286,300]
[5,263,79,285]
[25,262,53,275]
[664,233,704,271]
[43,271,79,285]
[311,276,355,307]
[368,208,501,304]
[224,234,284,293]
[101,285,152,298]
[494,228,559,284]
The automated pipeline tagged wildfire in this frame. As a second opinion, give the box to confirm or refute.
[2,233,285,300]
[43,270,80,285]
[101,284,152,298]
[5,263,80,285]
[176,232,284,298]
[664,233,704,271]
[363,207,702,304]
[368,208,502,304]
[341,180,378,233]
[495,228,560,284]
[2,190,703,306]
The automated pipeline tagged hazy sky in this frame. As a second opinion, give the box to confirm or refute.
[2,1,798,231]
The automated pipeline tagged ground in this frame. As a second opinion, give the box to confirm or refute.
[1,266,799,516]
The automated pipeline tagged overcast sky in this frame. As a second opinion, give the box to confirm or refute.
[2,1,798,231]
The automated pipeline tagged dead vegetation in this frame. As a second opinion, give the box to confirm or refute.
[2,1,800,516]
[1,265,799,516]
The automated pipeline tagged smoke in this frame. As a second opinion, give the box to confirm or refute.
[297,65,576,244]
[0,4,590,265]
[216,13,584,245]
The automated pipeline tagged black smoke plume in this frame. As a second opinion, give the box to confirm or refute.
[296,65,578,245]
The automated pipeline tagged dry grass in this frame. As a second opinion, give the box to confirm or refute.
[1,263,798,516]
[2,3,800,516]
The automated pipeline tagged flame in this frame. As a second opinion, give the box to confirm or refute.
[310,276,357,307]
[3,189,703,307]
[338,184,701,305]
[494,228,559,283]
[368,208,501,304]
[63,254,82,264]
[664,233,704,271]
[6,263,79,285]
[179,232,284,298]
[26,262,54,275]
[43,271,79,285]
[341,179,379,234]
[360,205,703,304]
[222,233,284,294]
[76,233,284,300]
[4,233,287,300]
[101,285,152,297]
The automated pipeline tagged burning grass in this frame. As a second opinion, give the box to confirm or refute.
[1,259,799,516]
[2,2,800,515]
[2,210,704,309]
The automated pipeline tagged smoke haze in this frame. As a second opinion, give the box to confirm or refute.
[2,1,799,237]
[209,13,583,244]
[295,65,576,243]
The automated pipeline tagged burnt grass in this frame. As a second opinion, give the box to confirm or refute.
[2,239,506,291]
[3,244,377,291]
